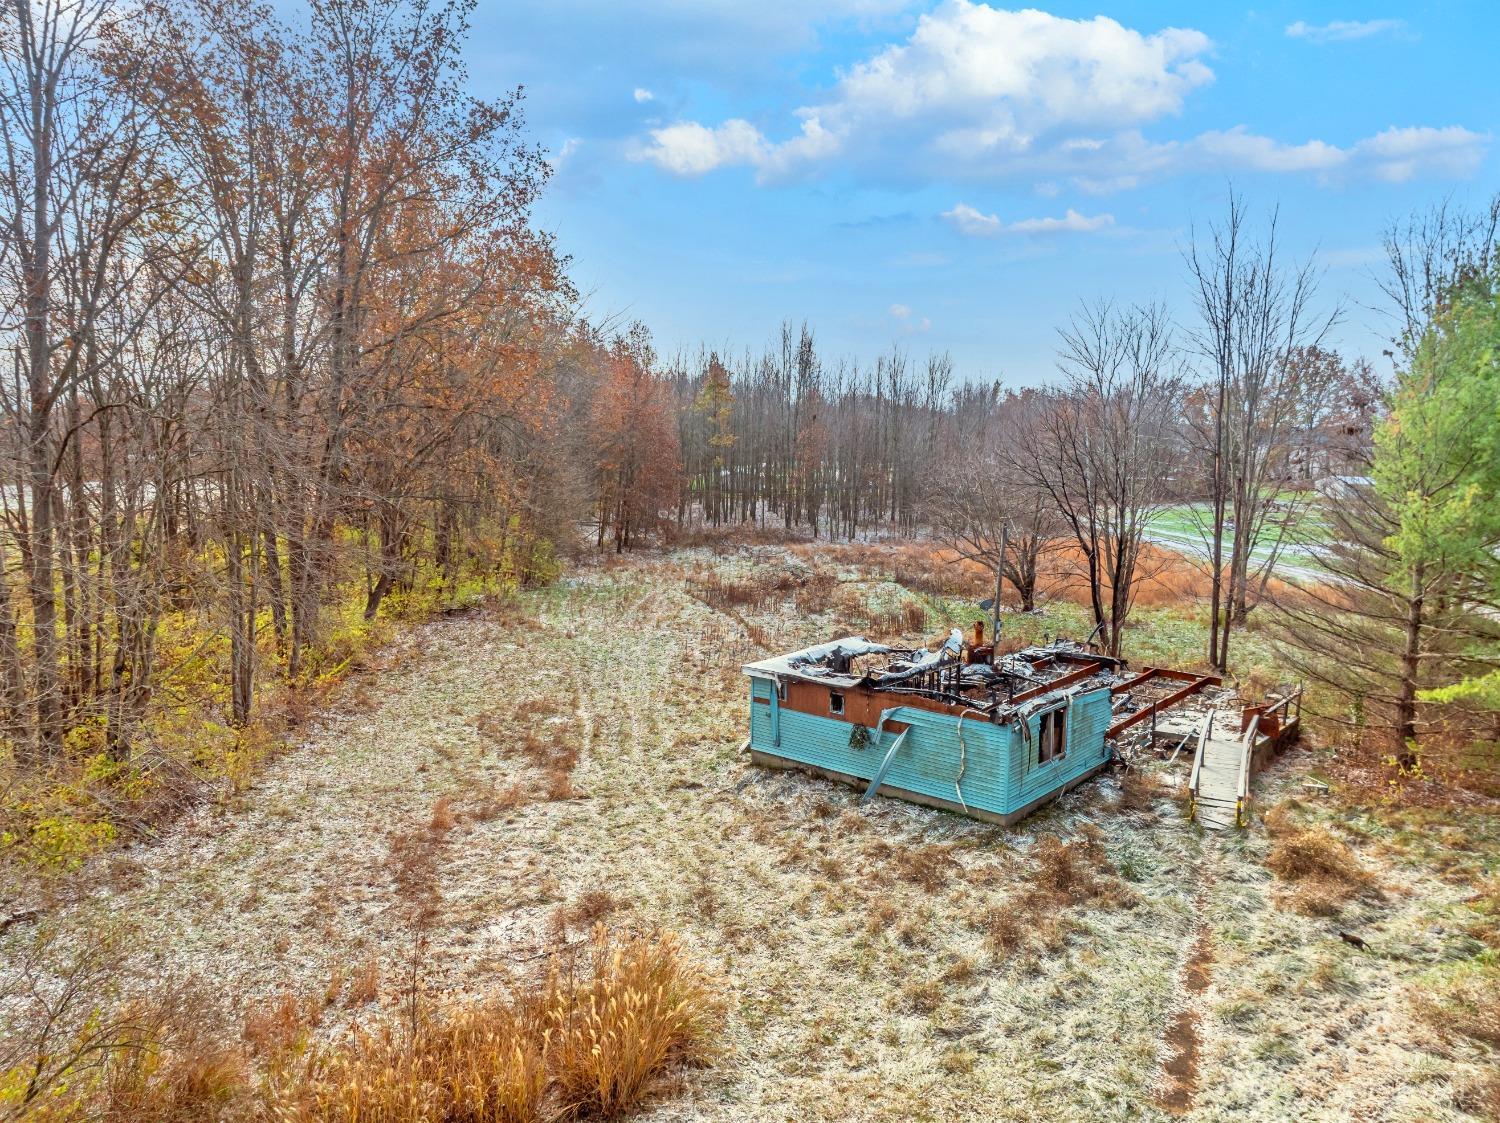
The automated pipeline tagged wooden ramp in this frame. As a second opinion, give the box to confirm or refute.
[1192,733,1248,829]
[1188,690,1304,831]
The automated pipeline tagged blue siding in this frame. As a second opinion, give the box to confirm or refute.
[1006,688,1112,812]
[747,677,1113,818]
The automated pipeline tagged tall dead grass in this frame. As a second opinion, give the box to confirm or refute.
[544,927,721,1118]
[805,536,1301,612]
[4,928,720,1123]
[1264,815,1374,915]
[273,1002,548,1123]
[685,565,839,619]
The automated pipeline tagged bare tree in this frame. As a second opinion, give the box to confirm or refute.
[1184,192,1340,670]
[1378,192,1500,362]
[0,0,169,753]
[928,392,1061,613]
[1007,300,1184,657]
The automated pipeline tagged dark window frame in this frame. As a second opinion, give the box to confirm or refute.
[829,691,845,716]
[1037,708,1067,763]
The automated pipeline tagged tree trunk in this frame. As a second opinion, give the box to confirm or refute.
[1395,561,1425,770]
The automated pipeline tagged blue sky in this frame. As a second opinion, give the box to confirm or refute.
[469,1,1499,385]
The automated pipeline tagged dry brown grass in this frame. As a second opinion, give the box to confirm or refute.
[470,782,532,820]
[98,1014,251,1123]
[1118,768,1160,814]
[893,843,958,891]
[977,903,1058,957]
[243,992,321,1058]
[1457,1071,1500,1123]
[1411,961,1500,1052]
[1031,829,1132,909]
[898,977,945,1015]
[270,927,719,1122]
[346,955,382,1008]
[388,812,452,925]
[544,926,722,1119]
[552,889,624,939]
[803,535,1300,614]
[479,698,586,804]
[666,524,812,550]
[1266,824,1373,915]
[792,570,837,616]
[9,927,718,1123]
[429,796,458,833]
[1464,877,1500,947]
[271,1002,547,1123]
[974,830,1131,959]
[684,570,780,613]
[867,598,927,639]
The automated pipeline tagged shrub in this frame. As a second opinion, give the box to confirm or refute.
[1266,825,1372,914]
[6,813,116,871]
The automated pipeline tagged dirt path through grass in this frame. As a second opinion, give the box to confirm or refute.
[1157,910,1214,1115]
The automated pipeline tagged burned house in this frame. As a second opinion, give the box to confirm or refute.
[743,626,1220,825]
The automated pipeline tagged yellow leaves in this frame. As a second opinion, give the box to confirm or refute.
[4,814,116,872]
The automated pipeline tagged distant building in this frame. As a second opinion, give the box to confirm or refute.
[1315,474,1375,501]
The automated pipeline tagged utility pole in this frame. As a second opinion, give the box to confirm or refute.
[990,520,1008,667]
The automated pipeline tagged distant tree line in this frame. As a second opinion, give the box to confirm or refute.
[638,192,1500,767]
[651,232,1376,666]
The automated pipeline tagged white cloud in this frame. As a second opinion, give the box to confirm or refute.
[942,202,1114,235]
[941,202,1003,236]
[636,1,1214,180]
[884,303,930,332]
[548,137,583,172]
[1351,125,1487,182]
[1009,209,1116,233]
[633,87,655,103]
[1285,19,1403,43]
[632,2,1485,190]
[1110,124,1488,185]
[637,119,769,176]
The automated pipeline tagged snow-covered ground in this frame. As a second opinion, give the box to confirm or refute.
[7,545,1494,1122]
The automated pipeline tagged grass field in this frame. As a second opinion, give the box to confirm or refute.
[1146,501,1333,586]
[3,542,1496,1122]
